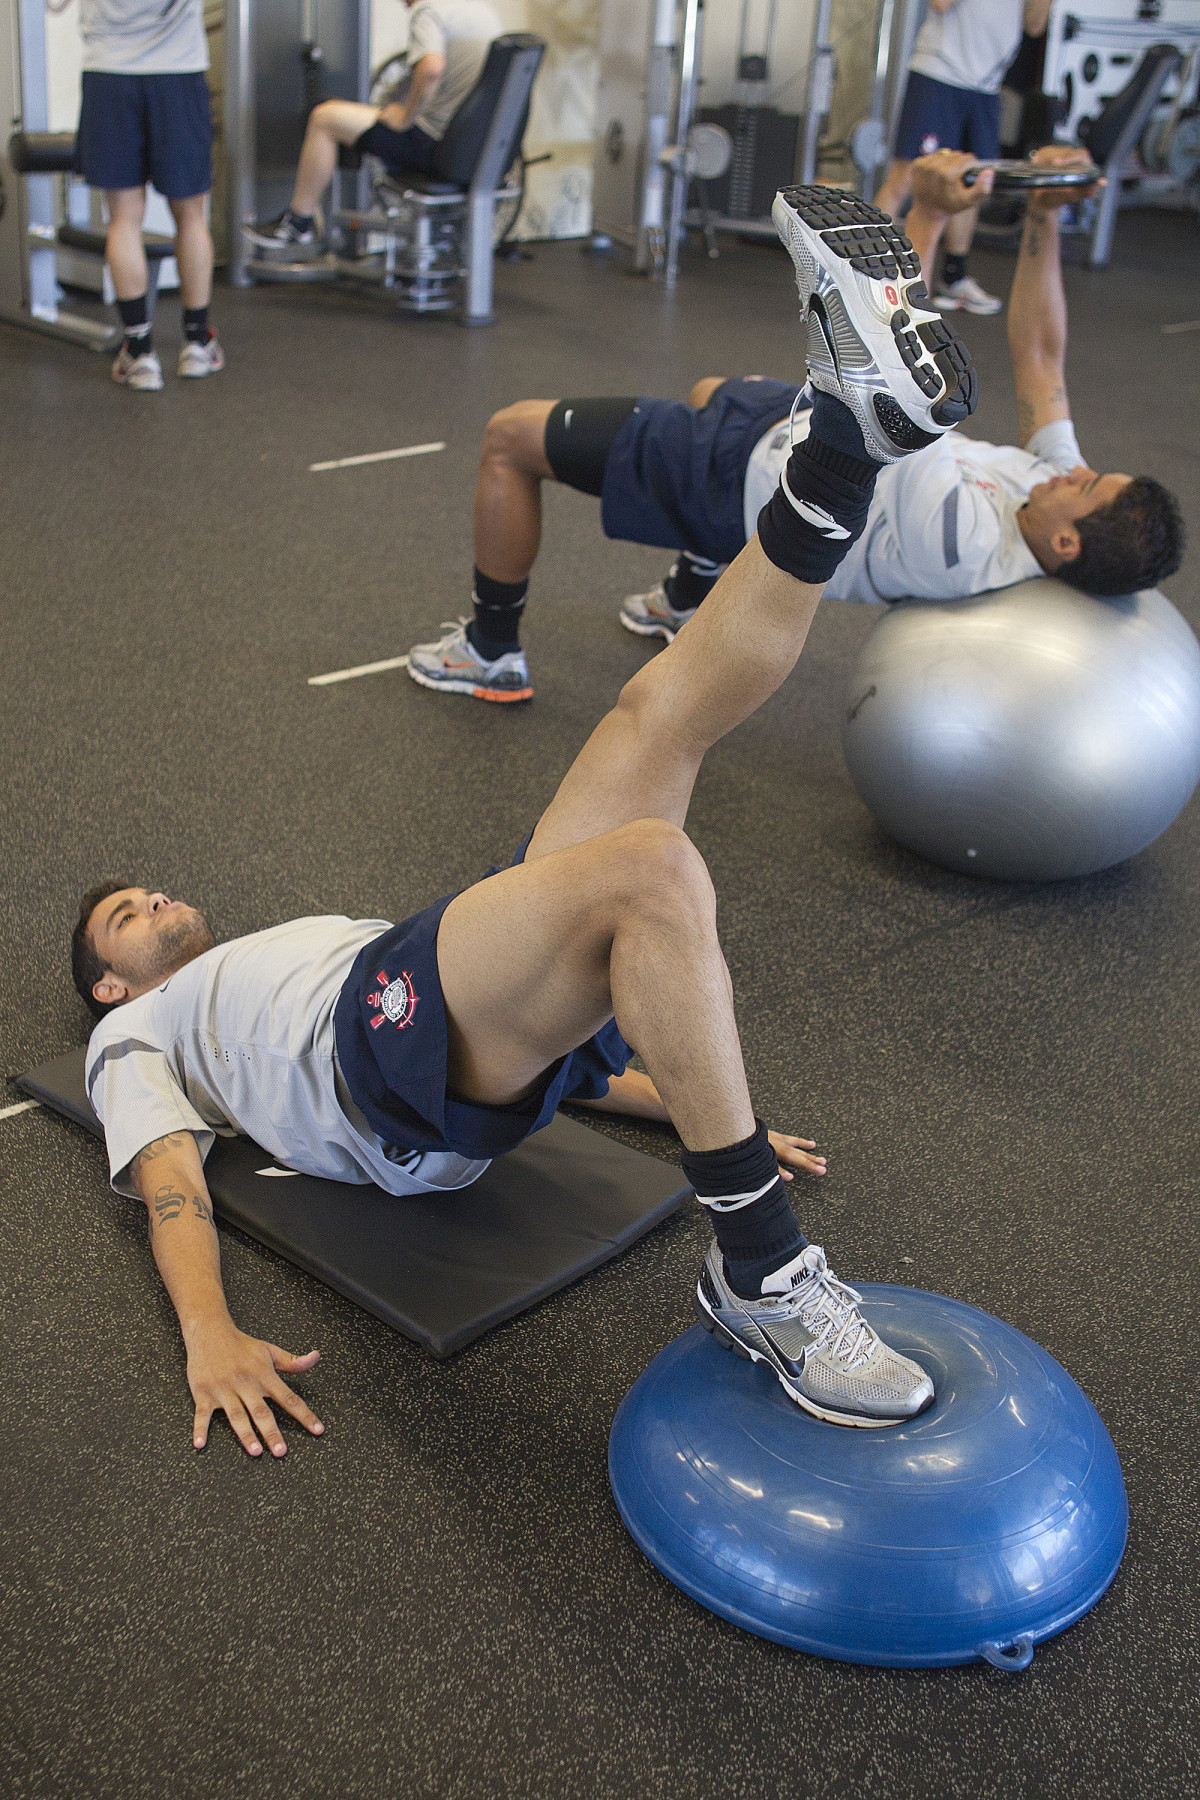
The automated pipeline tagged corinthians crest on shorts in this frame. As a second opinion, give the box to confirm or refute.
[367,968,418,1031]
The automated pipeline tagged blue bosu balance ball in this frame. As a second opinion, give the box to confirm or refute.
[609,1287,1127,1669]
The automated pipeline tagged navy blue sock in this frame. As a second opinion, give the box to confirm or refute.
[756,391,880,585]
[116,293,152,357]
[665,552,724,608]
[183,305,210,344]
[942,252,967,287]
[468,568,527,660]
[681,1120,808,1299]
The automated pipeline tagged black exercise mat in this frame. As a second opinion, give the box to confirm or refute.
[17,1048,688,1357]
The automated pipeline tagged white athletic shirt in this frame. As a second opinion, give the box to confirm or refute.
[908,0,1026,97]
[406,0,502,141]
[743,412,1084,604]
[85,917,491,1201]
[80,0,209,76]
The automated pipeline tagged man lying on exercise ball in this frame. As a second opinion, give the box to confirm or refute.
[74,187,979,1455]
[406,145,1184,705]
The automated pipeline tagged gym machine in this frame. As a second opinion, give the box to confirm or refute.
[225,0,373,289]
[1041,0,1200,263]
[0,0,118,349]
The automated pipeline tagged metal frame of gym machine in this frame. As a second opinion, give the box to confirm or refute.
[224,0,372,290]
[0,0,116,348]
[590,0,927,291]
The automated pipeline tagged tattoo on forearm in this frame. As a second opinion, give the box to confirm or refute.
[152,1184,187,1224]
[1018,397,1035,440]
[1023,217,1045,257]
[149,1184,215,1230]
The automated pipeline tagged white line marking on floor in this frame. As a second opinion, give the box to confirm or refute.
[1162,320,1200,335]
[0,1099,40,1122]
[309,441,445,472]
[308,654,410,687]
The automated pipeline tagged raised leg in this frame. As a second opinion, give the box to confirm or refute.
[529,538,824,858]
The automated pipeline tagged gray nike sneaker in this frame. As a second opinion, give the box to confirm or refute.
[696,1239,935,1427]
[406,618,533,703]
[772,185,976,463]
[619,578,698,642]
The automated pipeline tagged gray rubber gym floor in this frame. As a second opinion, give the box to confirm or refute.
[2,212,1198,1800]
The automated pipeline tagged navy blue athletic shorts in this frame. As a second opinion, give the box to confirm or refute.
[599,376,804,566]
[354,120,439,178]
[334,843,631,1162]
[894,70,1001,162]
[76,70,213,197]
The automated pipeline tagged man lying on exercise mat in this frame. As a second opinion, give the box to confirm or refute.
[74,188,978,1455]
[406,145,1183,704]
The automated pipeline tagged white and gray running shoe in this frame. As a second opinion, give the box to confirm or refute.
[696,1238,935,1427]
[772,185,977,464]
[406,618,533,703]
[619,578,698,642]
[111,346,164,392]
[178,332,226,379]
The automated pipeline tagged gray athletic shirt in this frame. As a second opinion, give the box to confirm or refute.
[406,0,502,141]
[743,410,1084,603]
[85,917,491,1200]
[80,0,209,76]
[908,0,1026,96]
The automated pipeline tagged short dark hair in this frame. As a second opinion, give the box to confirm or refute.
[1057,476,1185,598]
[71,881,131,1020]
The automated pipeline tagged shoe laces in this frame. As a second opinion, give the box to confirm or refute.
[433,617,472,652]
[788,1248,877,1369]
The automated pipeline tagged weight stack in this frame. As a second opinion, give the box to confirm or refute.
[697,104,800,219]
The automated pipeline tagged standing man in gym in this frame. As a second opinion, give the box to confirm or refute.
[76,0,224,391]
[246,0,502,254]
[874,0,1051,315]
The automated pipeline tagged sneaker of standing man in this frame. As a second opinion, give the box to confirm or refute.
[76,0,225,391]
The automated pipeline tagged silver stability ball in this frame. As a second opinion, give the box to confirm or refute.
[841,580,1200,881]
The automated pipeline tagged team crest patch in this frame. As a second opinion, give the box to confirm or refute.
[920,132,940,156]
[367,968,418,1031]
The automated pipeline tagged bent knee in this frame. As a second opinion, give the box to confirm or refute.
[607,819,715,915]
[483,401,552,467]
[688,376,726,408]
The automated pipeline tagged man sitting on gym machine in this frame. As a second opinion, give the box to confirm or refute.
[246,0,501,253]
[405,146,1184,706]
[72,188,981,1455]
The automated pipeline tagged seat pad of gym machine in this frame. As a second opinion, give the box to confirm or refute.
[17,1047,688,1358]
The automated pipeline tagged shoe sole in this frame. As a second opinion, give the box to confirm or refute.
[113,373,164,392]
[935,298,1001,316]
[620,609,679,642]
[178,358,225,378]
[772,186,976,461]
[694,1284,913,1429]
[406,662,532,703]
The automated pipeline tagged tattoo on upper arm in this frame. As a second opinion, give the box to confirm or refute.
[1018,397,1036,441]
[130,1131,192,1181]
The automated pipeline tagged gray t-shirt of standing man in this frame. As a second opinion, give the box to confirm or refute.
[909,0,1026,96]
[80,0,210,76]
